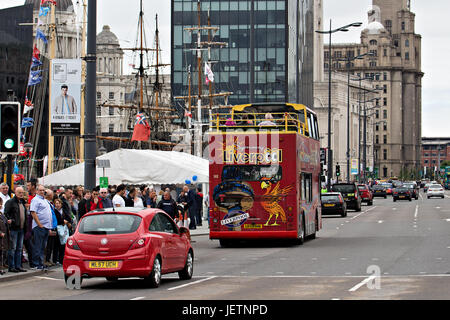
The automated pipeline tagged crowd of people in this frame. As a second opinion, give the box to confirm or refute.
[0,178,208,275]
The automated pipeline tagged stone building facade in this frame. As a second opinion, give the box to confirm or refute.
[323,1,423,179]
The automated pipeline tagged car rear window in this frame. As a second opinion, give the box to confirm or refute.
[429,185,442,189]
[331,185,356,193]
[79,214,142,235]
[357,186,367,190]
[322,195,341,202]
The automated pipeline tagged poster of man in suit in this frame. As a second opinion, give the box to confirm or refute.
[51,59,81,135]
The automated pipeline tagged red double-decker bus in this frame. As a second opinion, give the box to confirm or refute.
[208,103,322,247]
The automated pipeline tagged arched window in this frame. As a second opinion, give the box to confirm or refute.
[369,40,377,46]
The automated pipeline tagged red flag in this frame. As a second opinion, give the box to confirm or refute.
[41,0,57,5]
[184,110,192,118]
[131,113,151,141]
[33,45,40,60]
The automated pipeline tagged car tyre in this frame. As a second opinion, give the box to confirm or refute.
[178,250,194,280]
[393,198,396,202]
[384,195,387,199]
[145,256,161,288]
[341,209,347,217]
[368,200,373,206]
[356,203,362,212]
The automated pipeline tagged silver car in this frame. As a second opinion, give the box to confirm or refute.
[427,184,445,199]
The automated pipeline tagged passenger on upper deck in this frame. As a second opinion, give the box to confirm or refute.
[225,117,236,126]
[258,113,276,126]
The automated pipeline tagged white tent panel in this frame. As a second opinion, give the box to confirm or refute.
[39,149,209,186]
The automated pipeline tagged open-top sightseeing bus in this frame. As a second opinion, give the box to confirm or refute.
[208,103,322,247]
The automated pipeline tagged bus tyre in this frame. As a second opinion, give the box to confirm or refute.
[295,215,305,245]
[309,212,318,240]
[219,239,231,248]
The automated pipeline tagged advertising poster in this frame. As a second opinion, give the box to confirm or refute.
[351,159,359,175]
[50,59,82,135]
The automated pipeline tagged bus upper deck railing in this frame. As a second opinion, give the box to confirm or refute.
[210,112,308,136]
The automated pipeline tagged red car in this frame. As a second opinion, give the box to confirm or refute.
[63,207,193,288]
[357,184,373,205]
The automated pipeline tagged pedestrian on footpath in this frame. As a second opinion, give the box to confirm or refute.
[125,187,136,207]
[157,191,178,220]
[53,198,67,264]
[30,185,53,270]
[0,183,10,214]
[146,190,157,208]
[99,188,113,208]
[44,189,58,267]
[4,187,27,273]
[77,189,92,220]
[185,185,198,230]
[0,198,10,274]
[195,187,203,227]
[24,178,37,267]
[112,184,126,208]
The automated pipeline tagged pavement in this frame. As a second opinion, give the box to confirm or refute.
[0,222,210,283]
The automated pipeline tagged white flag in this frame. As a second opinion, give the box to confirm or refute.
[205,62,214,84]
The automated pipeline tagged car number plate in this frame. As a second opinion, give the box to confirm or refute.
[399,196,405,198]
[89,261,119,269]
[324,204,335,207]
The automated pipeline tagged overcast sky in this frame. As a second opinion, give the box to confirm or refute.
[1,0,448,137]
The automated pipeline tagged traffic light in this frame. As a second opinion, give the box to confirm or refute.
[0,102,21,154]
[336,164,341,177]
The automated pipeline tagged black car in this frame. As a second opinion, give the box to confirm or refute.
[372,185,387,198]
[393,187,412,201]
[330,183,362,211]
[403,183,419,200]
[321,192,347,217]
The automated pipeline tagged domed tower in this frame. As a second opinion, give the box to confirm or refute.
[25,0,78,58]
[96,25,124,76]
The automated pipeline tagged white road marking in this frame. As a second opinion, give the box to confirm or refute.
[378,220,383,224]
[349,275,377,292]
[340,258,348,261]
[392,208,397,211]
[241,272,248,274]
[414,205,419,218]
[34,276,62,281]
[276,272,284,275]
[130,297,146,301]
[445,219,450,222]
[168,276,217,291]
[331,298,341,300]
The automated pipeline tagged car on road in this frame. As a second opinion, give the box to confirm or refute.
[321,192,347,217]
[380,183,394,195]
[424,183,433,193]
[427,184,445,199]
[331,183,362,211]
[371,185,387,198]
[63,207,194,288]
[403,182,419,200]
[393,187,412,202]
[357,184,373,205]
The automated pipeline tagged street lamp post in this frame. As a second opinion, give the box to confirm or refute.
[315,21,362,190]
[24,142,33,181]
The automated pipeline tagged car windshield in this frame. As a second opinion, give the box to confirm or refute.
[331,185,356,193]
[322,195,341,202]
[381,183,393,188]
[79,214,142,235]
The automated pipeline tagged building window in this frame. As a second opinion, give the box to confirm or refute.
[324,51,329,59]
[383,110,388,119]
[383,72,387,81]
[369,40,377,46]
[324,63,329,69]
[375,73,380,81]
[383,149,387,160]
[405,52,410,60]
[383,85,387,94]
[383,123,387,131]
[96,92,101,100]
[401,21,405,31]
[376,135,379,144]
[405,39,410,47]
[109,124,114,133]
[385,20,392,33]
[370,61,377,67]
[383,98,387,106]
[109,107,114,116]
[424,153,429,157]
[383,167,388,178]
[424,160,428,164]
[109,92,114,100]
[96,107,101,116]
[335,51,342,58]
[383,48,387,57]
[383,135,387,144]
[376,110,380,119]
[370,50,377,57]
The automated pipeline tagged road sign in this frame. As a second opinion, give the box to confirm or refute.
[99,176,109,188]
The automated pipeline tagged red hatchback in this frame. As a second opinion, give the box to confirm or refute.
[63,208,193,288]
[357,184,373,206]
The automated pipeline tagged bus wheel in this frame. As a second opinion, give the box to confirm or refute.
[295,215,305,245]
[219,239,232,248]
[309,212,318,240]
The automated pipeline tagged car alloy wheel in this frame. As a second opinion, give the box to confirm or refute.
[179,251,194,280]
[146,257,161,288]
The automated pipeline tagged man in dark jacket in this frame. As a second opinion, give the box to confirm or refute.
[4,187,27,272]
[157,192,178,220]
[77,189,91,220]
[185,185,198,230]
[98,187,113,208]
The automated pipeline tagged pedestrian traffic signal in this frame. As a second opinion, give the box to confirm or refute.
[0,102,21,154]
[336,164,341,177]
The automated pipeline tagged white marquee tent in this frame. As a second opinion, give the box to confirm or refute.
[38,149,209,187]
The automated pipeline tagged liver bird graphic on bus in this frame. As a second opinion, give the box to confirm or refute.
[260,178,294,226]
